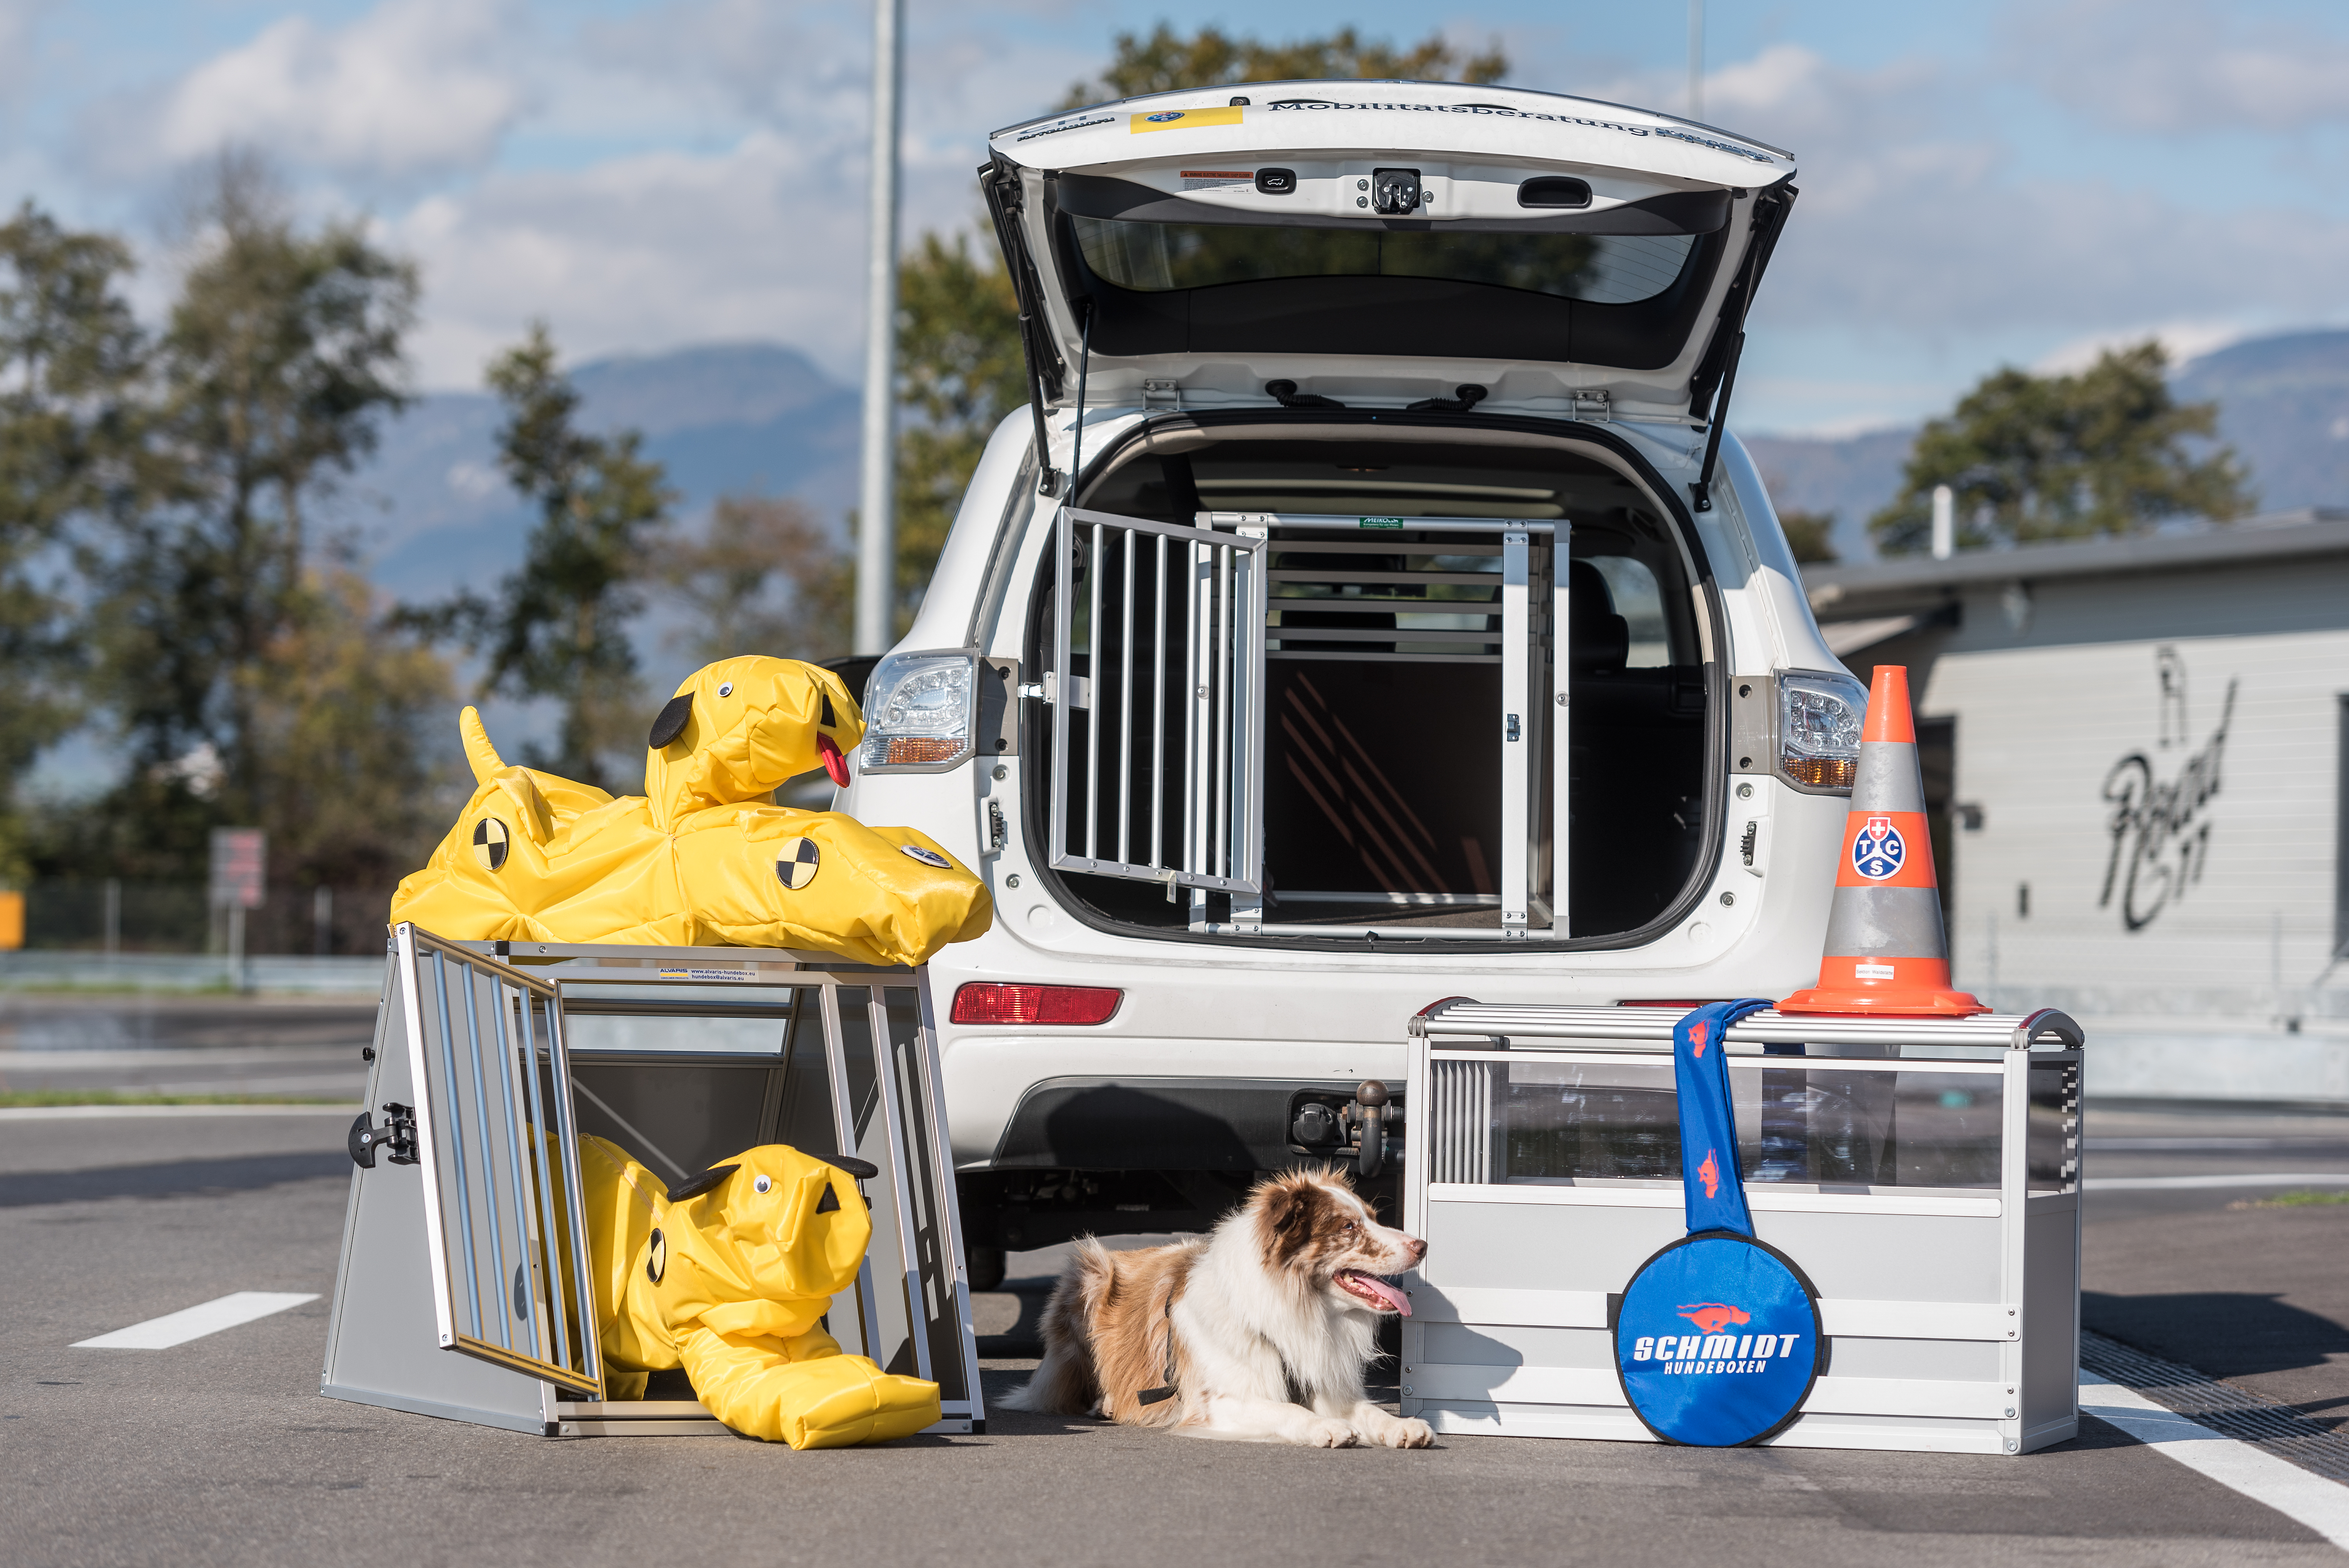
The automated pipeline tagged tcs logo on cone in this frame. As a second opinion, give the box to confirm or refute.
[1779,666,1987,1018]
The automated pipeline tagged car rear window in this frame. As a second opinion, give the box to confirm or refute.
[1069,215,1698,306]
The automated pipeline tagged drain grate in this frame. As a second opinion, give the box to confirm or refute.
[2081,1328,2349,1484]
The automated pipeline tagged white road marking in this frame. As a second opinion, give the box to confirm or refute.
[73,1292,319,1349]
[2086,1173,2349,1191]
[0,1103,361,1121]
[2081,1372,2349,1550]
[2085,1139,2335,1152]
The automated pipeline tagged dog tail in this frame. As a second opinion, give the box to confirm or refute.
[999,1238,1114,1415]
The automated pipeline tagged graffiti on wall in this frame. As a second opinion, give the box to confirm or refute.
[2099,647,2237,933]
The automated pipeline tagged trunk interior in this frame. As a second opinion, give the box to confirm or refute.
[1026,421,1711,943]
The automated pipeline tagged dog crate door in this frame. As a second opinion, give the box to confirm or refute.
[1049,504,1269,915]
[394,924,604,1399]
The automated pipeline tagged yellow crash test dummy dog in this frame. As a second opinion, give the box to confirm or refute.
[578,1137,939,1447]
[390,657,992,966]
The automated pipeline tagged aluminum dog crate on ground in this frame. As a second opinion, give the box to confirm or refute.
[321,927,985,1438]
[1400,1003,2083,1455]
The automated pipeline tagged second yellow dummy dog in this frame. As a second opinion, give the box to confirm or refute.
[577,1136,939,1448]
[391,657,992,966]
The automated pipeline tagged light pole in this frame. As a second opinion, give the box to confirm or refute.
[1688,0,1705,121]
[854,0,905,656]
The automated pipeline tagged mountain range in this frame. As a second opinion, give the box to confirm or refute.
[1744,329,2349,561]
[324,342,861,608]
[331,328,2349,607]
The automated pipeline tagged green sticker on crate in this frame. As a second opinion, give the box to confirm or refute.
[1358,517,1404,529]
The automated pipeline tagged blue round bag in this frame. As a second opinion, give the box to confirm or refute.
[1615,1230,1823,1447]
[1610,999,1825,1447]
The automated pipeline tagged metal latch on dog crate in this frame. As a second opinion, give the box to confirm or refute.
[348,1103,419,1169]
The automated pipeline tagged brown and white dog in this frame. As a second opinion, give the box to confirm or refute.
[1002,1169,1433,1447]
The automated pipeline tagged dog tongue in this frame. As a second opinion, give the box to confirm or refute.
[1347,1271,1411,1315]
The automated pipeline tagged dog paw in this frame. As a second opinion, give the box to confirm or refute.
[1356,1414,1435,1449]
[1297,1416,1360,1448]
[1386,1417,1435,1449]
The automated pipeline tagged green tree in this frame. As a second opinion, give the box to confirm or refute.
[244,569,457,887]
[458,324,673,786]
[652,493,852,666]
[1870,342,2253,554]
[80,158,423,880]
[885,27,1510,622]
[1777,509,1838,564]
[888,232,1027,628]
[0,204,145,878]
[1060,24,1507,107]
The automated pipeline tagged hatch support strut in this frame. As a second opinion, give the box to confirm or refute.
[982,157,1068,497]
[1689,180,1798,512]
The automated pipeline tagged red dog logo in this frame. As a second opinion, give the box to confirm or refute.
[1677,1302,1751,1335]
[1689,1021,1710,1057]
[1697,1149,1721,1199]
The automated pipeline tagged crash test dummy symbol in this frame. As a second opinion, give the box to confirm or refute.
[1852,814,1905,880]
[471,817,509,872]
[775,837,821,890]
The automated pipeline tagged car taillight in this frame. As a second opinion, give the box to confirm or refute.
[1779,670,1866,793]
[950,983,1123,1026]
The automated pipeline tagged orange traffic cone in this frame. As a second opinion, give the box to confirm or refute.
[1778,666,1987,1018]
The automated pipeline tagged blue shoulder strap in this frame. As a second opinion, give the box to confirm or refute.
[1672,999,1775,1236]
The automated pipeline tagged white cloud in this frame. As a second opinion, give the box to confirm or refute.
[392,133,872,387]
[147,0,525,178]
[379,0,1094,390]
[2004,0,2349,134]
[2033,321,2251,376]
[1566,42,2349,345]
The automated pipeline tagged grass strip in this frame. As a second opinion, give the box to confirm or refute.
[2230,1189,2349,1210]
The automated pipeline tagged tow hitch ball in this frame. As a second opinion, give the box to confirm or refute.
[1354,1081,1390,1179]
[1353,1084,1381,1183]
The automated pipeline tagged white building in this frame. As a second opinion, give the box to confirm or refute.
[1805,508,2349,1103]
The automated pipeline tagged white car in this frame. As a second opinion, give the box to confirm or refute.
[835,78,1866,1286]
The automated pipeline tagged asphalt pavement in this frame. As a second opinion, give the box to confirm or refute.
[6,1089,2349,1568]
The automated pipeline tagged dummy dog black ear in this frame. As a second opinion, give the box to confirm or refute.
[649,694,694,749]
[818,1154,878,1180]
[665,1164,738,1202]
[816,1183,841,1213]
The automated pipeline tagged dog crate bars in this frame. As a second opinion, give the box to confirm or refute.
[322,927,985,1438]
[1401,1002,2084,1455]
[1045,507,1568,937]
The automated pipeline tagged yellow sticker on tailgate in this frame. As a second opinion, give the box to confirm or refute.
[1130,106,1243,134]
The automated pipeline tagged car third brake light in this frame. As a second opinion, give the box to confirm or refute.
[1778,671,1866,793]
[950,983,1123,1026]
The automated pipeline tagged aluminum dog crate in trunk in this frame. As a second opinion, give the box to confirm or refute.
[1399,1003,2083,1454]
[321,926,985,1438]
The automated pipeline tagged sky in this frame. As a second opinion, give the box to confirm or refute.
[5,0,2349,435]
